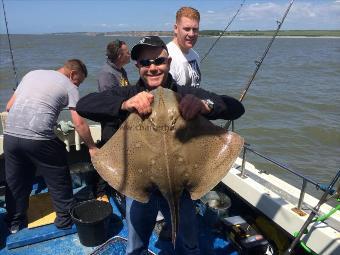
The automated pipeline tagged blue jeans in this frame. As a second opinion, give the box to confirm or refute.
[125,190,200,255]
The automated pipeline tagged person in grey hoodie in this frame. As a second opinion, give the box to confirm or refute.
[94,40,131,202]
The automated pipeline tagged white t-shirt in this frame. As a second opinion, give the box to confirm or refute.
[167,41,201,87]
[5,70,79,140]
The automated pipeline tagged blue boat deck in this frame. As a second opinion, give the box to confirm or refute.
[0,188,239,255]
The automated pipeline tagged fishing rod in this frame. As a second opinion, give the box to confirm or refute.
[200,0,245,64]
[1,0,19,89]
[283,170,340,255]
[224,0,295,130]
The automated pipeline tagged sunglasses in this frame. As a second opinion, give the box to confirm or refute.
[138,57,168,67]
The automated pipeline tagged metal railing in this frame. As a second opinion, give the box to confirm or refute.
[239,144,338,210]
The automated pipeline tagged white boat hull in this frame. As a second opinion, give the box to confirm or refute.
[223,158,339,255]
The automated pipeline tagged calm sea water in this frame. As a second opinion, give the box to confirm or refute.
[0,34,339,192]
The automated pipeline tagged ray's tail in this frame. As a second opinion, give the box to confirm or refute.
[167,194,180,247]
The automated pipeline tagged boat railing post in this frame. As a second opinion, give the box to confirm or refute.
[297,179,307,209]
[240,146,247,177]
[75,130,81,151]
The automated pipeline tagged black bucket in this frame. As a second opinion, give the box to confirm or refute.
[70,199,113,247]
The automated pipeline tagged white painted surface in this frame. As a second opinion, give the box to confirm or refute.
[222,158,340,255]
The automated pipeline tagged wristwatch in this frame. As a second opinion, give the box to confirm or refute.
[203,99,214,110]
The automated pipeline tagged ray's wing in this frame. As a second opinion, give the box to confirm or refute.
[171,116,244,200]
[92,113,166,203]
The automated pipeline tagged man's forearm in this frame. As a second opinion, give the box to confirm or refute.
[6,93,16,112]
[70,109,97,149]
[177,86,242,120]
[75,122,96,149]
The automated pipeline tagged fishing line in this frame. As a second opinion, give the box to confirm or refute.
[200,0,246,64]
[1,0,19,89]
[224,0,295,130]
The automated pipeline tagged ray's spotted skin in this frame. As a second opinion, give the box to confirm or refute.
[92,87,244,244]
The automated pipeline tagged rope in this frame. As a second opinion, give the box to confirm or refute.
[1,0,19,89]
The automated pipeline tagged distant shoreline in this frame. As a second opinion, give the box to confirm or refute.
[57,30,340,38]
[1,30,340,37]
[103,34,340,39]
[211,35,340,39]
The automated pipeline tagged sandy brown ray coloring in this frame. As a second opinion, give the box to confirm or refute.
[92,87,244,245]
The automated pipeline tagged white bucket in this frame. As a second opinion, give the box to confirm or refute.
[0,112,8,131]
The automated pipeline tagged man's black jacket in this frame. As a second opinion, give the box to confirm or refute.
[76,75,244,142]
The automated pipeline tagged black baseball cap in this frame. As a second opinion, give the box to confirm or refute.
[131,36,168,60]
